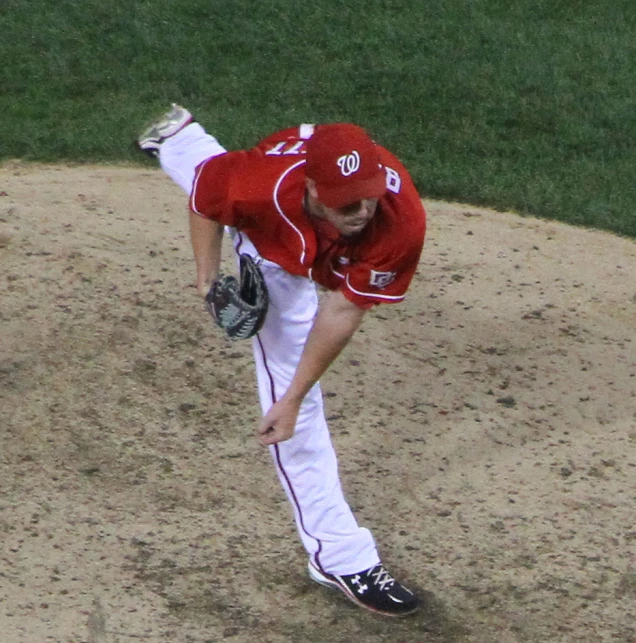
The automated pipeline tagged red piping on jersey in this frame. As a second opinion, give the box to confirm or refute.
[190,161,207,216]
[331,264,405,302]
[331,266,345,279]
[272,160,309,266]
[345,274,404,301]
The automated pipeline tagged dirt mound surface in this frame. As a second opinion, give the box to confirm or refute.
[1,162,635,642]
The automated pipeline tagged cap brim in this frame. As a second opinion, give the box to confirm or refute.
[316,171,387,209]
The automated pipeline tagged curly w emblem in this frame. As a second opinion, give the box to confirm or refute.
[337,151,361,176]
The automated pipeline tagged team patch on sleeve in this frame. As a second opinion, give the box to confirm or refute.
[369,270,397,289]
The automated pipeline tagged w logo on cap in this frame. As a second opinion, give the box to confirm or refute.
[336,151,361,176]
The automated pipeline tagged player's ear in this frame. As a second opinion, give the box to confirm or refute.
[306,178,319,200]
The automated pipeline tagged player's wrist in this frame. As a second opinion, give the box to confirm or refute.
[197,273,218,298]
[281,387,308,407]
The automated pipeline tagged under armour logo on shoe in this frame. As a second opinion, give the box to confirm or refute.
[350,574,368,594]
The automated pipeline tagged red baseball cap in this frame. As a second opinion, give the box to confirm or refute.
[305,123,387,209]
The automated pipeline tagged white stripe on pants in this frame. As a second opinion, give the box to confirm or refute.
[159,123,379,574]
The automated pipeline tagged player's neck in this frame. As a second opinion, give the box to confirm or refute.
[303,190,322,219]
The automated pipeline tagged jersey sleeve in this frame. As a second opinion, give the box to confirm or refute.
[189,150,249,224]
[339,239,424,309]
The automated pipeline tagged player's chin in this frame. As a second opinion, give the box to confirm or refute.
[340,223,369,238]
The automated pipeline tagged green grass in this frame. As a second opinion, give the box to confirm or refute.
[1,0,635,236]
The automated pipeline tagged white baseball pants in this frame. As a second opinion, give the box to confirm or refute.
[159,123,379,575]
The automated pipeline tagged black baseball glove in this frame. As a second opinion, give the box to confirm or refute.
[205,254,269,340]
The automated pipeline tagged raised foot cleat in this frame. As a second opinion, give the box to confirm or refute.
[136,103,193,158]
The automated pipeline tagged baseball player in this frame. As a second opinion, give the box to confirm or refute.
[137,104,426,617]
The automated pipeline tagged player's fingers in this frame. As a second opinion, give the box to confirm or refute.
[257,416,275,435]
[258,426,278,446]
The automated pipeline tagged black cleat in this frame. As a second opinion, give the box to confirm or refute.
[308,560,419,617]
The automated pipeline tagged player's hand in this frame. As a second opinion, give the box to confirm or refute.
[257,396,301,446]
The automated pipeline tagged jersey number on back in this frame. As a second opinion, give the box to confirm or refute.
[265,141,305,156]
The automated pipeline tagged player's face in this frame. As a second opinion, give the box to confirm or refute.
[305,179,378,237]
[320,199,379,237]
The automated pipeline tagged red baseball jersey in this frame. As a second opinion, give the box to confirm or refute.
[189,125,426,309]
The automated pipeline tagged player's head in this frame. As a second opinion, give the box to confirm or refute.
[305,123,387,209]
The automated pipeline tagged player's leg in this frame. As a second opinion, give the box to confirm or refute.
[245,249,419,616]
[137,104,226,194]
[230,234,379,575]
